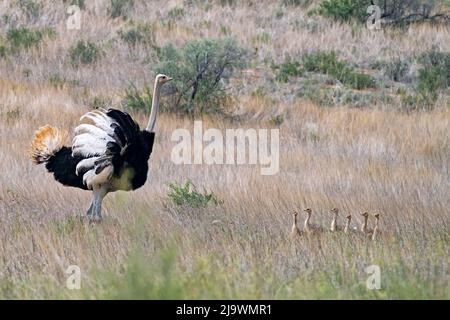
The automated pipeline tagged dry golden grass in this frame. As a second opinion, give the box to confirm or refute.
[0,0,449,299]
[1,78,449,298]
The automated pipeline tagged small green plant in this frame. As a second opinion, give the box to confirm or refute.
[109,0,134,19]
[6,27,55,52]
[118,23,156,47]
[167,180,223,208]
[168,7,186,19]
[121,83,153,112]
[401,48,450,110]
[273,58,303,82]
[69,40,102,66]
[303,51,375,89]
[315,0,370,23]
[383,58,411,82]
[155,37,246,115]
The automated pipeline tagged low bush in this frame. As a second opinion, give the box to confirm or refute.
[167,180,223,208]
[121,83,153,112]
[273,58,303,82]
[69,40,102,66]
[155,38,246,115]
[6,27,55,52]
[109,0,134,19]
[303,51,375,89]
[118,23,156,47]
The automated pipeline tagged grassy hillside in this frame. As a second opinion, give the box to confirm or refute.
[0,0,449,299]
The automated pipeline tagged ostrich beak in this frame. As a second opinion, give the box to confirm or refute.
[167,77,173,81]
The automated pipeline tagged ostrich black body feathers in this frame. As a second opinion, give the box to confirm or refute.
[44,109,155,191]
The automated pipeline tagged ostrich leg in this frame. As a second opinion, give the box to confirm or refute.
[86,201,94,220]
[91,187,108,222]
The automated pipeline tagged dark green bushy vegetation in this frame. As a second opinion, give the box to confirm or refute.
[118,23,156,47]
[401,48,450,110]
[272,58,303,82]
[155,38,246,115]
[4,27,55,54]
[121,83,153,112]
[315,0,448,26]
[109,0,134,19]
[273,51,375,90]
[167,180,223,208]
[303,51,375,90]
[69,40,102,66]
[315,0,370,23]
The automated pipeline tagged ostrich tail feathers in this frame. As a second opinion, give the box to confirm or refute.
[29,125,68,164]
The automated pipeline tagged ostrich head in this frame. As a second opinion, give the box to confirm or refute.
[292,211,299,217]
[346,214,352,220]
[361,212,369,218]
[374,213,380,219]
[156,74,173,85]
[331,208,339,215]
[303,208,312,214]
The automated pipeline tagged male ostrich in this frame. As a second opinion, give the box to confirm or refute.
[29,74,172,222]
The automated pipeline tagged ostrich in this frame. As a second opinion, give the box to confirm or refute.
[29,74,172,222]
[371,213,381,241]
[303,208,324,235]
[329,207,341,232]
[344,214,357,234]
[360,212,374,237]
[290,211,303,238]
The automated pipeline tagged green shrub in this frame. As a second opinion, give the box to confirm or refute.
[316,0,447,26]
[383,58,411,82]
[69,40,102,66]
[6,27,54,52]
[121,83,153,112]
[109,0,134,19]
[402,48,450,110]
[303,51,375,89]
[316,0,370,23]
[155,38,246,115]
[168,7,186,19]
[273,58,303,82]
[297,76,387,108]
[118,23,156,47]
[167,180,223,208]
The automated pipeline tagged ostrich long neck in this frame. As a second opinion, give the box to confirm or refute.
[304,213,311,229]
[344,217,351,233]
[146,80,161,132]
[331,213,337,231]
[361,216,368,232]
[292,215,298,232]
[373,218,379,234]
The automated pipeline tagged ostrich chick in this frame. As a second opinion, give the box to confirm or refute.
[290,211,303,238]
[371,213,381,241]
[303,208,324,235]
[330,207,341,232]
[360,212,374,237]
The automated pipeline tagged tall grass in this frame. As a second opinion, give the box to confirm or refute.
[0,0,449,299]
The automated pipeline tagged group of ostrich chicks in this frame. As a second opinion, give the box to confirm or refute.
[290,208,381,241]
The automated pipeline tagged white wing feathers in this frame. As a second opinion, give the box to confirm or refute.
[72,109,119,189]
